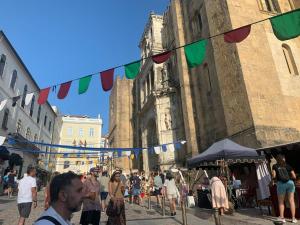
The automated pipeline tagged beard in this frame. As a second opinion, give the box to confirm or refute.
[67,198,83,213]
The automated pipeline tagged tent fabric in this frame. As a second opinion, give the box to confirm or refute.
[187,139,259,168]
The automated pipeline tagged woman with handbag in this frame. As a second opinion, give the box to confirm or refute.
[107,171,126,225]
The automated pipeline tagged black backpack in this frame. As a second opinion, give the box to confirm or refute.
[36,216,62,225]
[276,166,290,183]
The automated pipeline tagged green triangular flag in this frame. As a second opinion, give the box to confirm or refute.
[125,60,141,79]
[78,75,92,94]
[270,9,300,41]
[184,39,208,68]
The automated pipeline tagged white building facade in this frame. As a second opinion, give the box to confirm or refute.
[0,31,57,177]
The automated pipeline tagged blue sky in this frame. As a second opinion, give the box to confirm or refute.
[0,0,169,134]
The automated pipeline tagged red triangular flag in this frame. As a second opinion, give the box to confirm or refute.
[224,25,251,43]
[100,69,114,91]
[38,87,51,105]
[57,81,72,99]
[152,51,172,64]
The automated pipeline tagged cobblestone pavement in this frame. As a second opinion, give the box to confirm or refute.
[0,192,299,225]
[0,192,213,225]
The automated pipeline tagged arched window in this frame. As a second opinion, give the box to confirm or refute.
[2,108,9,130]
[16,119,22,133]
[10,70,17,90]
[25,127,31,140]
[30,95,35,117]
[37,105,41,123]
[21,85,28,108]
[282,44,299,75]
[0,54,6,77]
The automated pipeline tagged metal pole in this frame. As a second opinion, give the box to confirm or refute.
[213,208,221,225]
[162,196,166,216]
[148,187,151,210]
[181,199,188,225]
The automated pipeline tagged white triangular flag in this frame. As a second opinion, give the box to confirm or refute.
[0,99,7,111]
[0,136,5,146]
[181,140,187,145]
[125,151,131,157]
[108,152,113,158]
[25,93,34,106]
[154,146,161,154]
[167,144,175,152]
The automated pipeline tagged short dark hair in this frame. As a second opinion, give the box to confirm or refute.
[166,172,173,181]
[27,165,35,174]
[50,172,80,204]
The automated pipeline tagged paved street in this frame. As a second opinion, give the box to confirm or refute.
[0,191,299,225]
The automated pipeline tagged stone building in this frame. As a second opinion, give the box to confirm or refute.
[0,31,57,177]
[164,0,300,154]
[55,114,103,174]
[132,13,186,173]
[108,76,133,173]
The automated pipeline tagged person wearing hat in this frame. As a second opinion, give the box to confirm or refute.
[80,168,101,225]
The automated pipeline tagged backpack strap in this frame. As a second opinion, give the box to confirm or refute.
[36,216,62,225]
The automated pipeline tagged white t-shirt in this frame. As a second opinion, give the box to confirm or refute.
[34,207,72,225]
[17,176,36,204]
[164,179,177,195]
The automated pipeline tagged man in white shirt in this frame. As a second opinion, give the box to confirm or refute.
[17,165,37,225]
[35,171,84,225]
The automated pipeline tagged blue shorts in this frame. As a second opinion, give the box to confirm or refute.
[100,192,108,200]
[277,180,295,195]
[132,188,141,196]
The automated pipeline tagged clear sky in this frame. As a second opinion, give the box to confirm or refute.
[0,0,169,134]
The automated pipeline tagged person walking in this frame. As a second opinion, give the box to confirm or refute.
[163,172,179,216]
[44,172,60,210]
[272,154,297,223]
[132,172,141,205]
[17,166,37,225]
[80,168,101,225]
[35,171,84,225]
[7,170,15,198]
[99,170,110,212]
[210,176,229,216]
[153,172,163,207]
[107,171,126,225]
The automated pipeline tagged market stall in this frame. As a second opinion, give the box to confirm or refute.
[257,141,300,219]
[187,139,267,209]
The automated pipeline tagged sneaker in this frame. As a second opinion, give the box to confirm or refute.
[291,218,298,223]
[277,217,286,223]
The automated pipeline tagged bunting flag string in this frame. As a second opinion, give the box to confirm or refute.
[184,39,208,68]
[38,87,51,105]
[25,93,34,106]
[152,51,172,64]
[57,81,72,99]
[100,69,114,91]
[0,99,7,111]
[12,96,21,107]
[78,75,92,94]
[270,9,300,41]
[125,61,141,79]
[0,9,299,106]
[224,25,252,43]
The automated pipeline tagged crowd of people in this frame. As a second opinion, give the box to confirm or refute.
[2,154,299,224]
[11,166,183,225]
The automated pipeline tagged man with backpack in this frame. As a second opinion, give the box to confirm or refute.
[34,172,84,225]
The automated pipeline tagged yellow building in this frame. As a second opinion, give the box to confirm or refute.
[55,115,103,174]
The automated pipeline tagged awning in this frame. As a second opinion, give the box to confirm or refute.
[0,146,10,160]
[187,139,262,168]
[9,153,23,166]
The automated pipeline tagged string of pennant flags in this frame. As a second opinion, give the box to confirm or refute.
[1,136,187,160]
[0,9,299,110]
